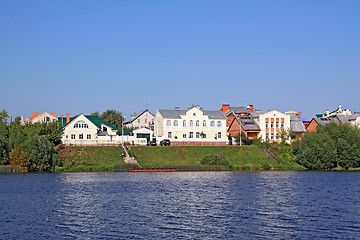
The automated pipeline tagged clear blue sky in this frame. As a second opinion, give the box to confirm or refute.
[1,0,359,120]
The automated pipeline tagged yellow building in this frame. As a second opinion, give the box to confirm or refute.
[154,106,227,145]
[60,114,118,145]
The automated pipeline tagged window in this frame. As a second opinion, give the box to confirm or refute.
[271,122,274,128]
[79,134,83,140]
[166,120,171,126]
[266,122,269,128]
[271,133,274,140]
[71,134,75,139]
[276,122,279,128]
[218,132,221,139]
[168,132,172,138]
[217,121,222,127]
[189,132,193,138]
[183,120,186,127]
[281,123,284,128]
[74,120,88,128]
[227,120,231,125]
[193,113,196,116]
[291,135,296,140]
[138,119,141,123]
[203,120,207,127]
[87,134,91,139]
[183,134,187,138]
[145,119,147,123]
[196,132,200,138]
[196,120,200,127]
[190,120,193,127]
[211,121,215,127]
[202,133,207,138]
[266,133,269,140]
[174,120,178,126]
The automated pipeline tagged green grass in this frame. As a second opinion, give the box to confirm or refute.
[130,145,304,171]
[57,146,135,172]
[0,165,22,173]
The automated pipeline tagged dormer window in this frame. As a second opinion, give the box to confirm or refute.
[74,120,88,128]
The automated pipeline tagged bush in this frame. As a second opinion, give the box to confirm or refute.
[9,146,30,172]
[200,154,229,166]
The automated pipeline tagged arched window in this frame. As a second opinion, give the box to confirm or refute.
[183,120,186,127]
[74,120,88,128]
[196,120,200,127]
[211,121,215,127]
[190,120,193,127]
[203,120,207,127]
[174,120,178,126]
[166,120,171,126]
[217,121,222,127]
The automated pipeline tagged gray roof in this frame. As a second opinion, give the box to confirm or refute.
[287,114,306,133]
[158,109,226,119]
[313,117,339,126]
[124,109,153,124]
[236,116,260,131]
[336,114,356,124]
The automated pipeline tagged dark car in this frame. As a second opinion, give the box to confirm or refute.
[160,139,171,146]
[147,140,157,146]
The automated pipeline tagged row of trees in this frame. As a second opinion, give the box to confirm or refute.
[293,122,360,170]
[0,109,62,172]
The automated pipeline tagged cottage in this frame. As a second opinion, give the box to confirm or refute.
[60,114,118,145]
[123,109,154,129]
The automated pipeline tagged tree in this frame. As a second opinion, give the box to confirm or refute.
[91,111,99,116]
[0,123,9,164]
[9,146,30,172]
[25,134,55,172]
[100,110,123,134]
[0,109,9,124]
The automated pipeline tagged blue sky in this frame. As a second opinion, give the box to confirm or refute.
[1,0,359,120]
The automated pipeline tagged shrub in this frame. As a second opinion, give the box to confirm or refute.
[200,154,229,166]
[9,146,30,172]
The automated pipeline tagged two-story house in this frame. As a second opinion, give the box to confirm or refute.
[154,106,227,145]
[123,109,154,129]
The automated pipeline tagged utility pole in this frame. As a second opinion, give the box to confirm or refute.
[239,115,242,146]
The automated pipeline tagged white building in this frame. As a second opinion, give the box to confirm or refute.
[154,106,227,145]
[259,110,291,143]
[123,109,154,129]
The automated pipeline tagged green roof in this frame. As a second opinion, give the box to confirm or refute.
[58,114,118,130]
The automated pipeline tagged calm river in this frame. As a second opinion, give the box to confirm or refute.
[1,172,360,239]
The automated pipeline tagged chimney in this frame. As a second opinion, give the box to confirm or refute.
[248,105,254,112]
[32,112,39,119]
[51,112,56,117]
[60,114,63,118]
[221,104,230,114]
[66,113,70,123]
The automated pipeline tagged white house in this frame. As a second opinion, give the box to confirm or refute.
[123,109,154,129]
[259,110,291,143]
[154,106,227,145]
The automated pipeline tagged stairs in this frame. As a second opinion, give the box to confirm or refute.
[120,144,139,165]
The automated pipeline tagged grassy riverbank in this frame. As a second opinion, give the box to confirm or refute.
[130,145,303,171]
[54,145,304,172]
[56,146,136,172]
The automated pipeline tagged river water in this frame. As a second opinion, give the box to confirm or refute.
[1,172,360,239]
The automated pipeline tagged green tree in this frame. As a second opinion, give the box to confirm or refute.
[0,123,9,164]
[100,110,123,134]
[0,109,9,124]
[25,134,55,172]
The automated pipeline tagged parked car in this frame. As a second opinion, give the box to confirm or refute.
[147,140,157,146]
[160,139,171,146]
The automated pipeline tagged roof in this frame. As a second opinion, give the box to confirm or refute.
[313,117,339,126]
[288,114,306,133]
[158,108,226,119]
[299,116,310,122]
[336,114,357,124]
[124,109,153,124]
[224,107,252,116]
[58,114,117,130]
[236,116,260,131]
